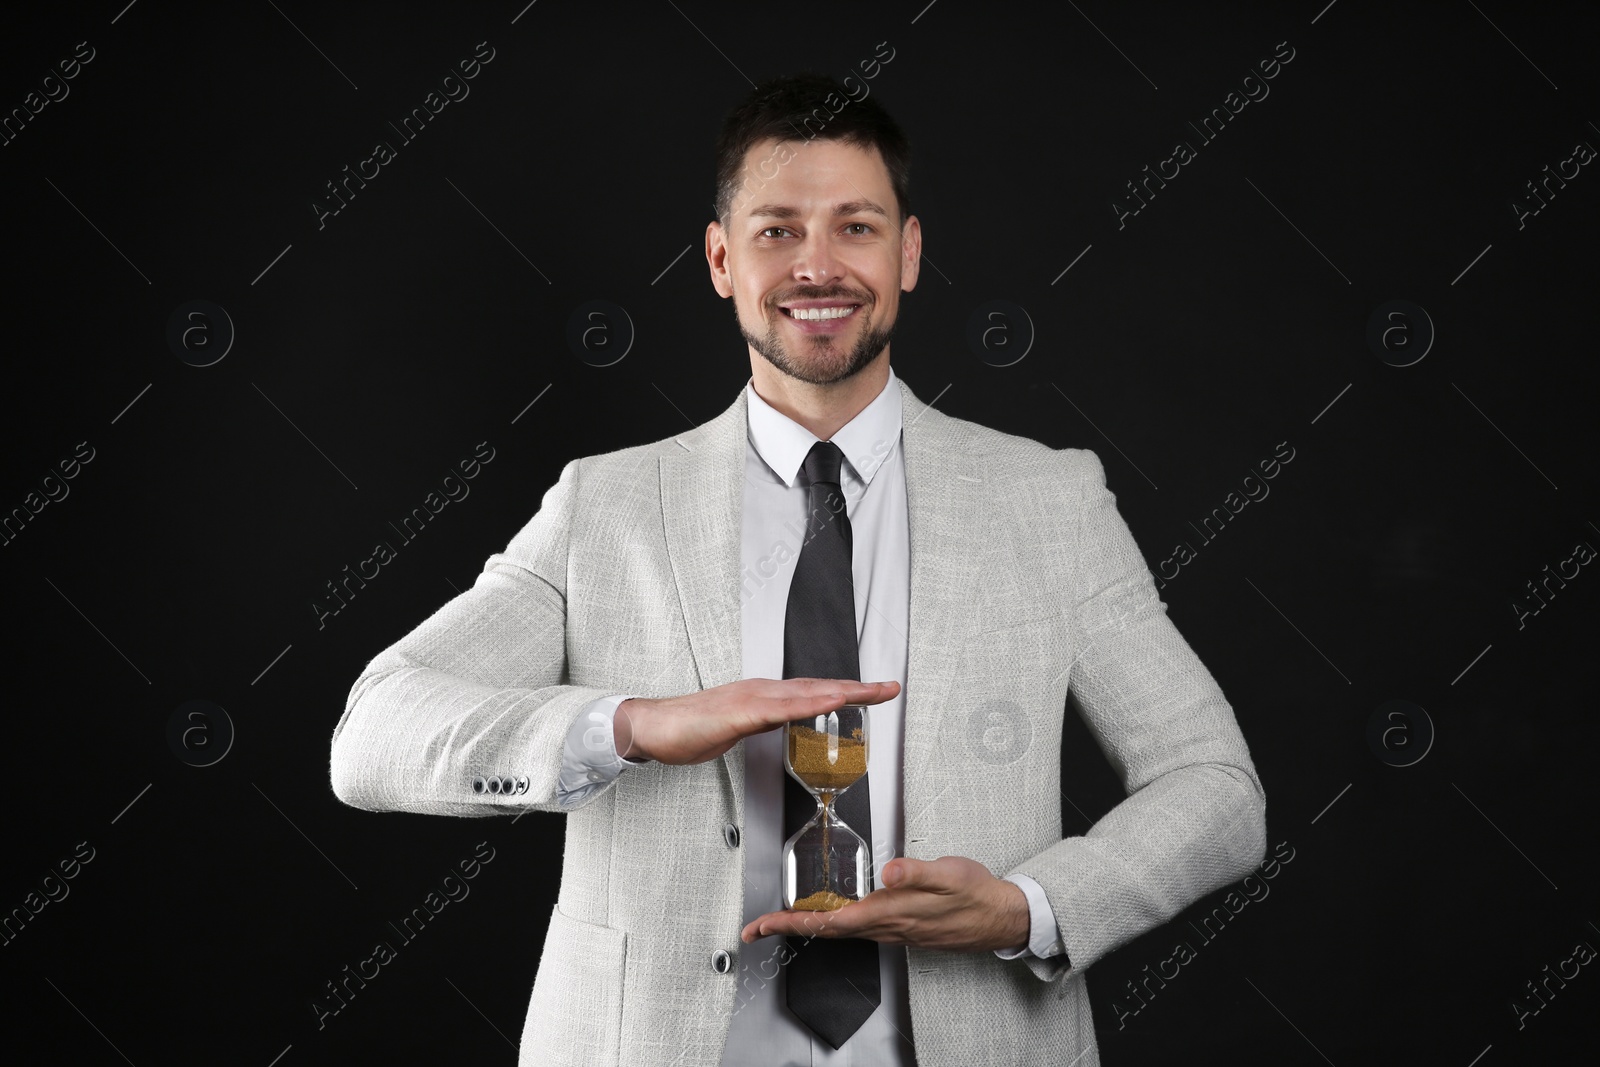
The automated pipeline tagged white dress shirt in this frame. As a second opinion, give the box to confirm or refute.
[554,366,1064,1064]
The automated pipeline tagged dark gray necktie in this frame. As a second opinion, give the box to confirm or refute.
[781,439,882,1049]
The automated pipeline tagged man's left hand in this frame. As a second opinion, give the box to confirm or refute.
[739,856,1031,954]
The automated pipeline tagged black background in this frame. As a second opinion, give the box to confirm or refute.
[1,1,1595,1064]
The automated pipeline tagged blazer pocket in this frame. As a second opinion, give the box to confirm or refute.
[522,905,628,1067]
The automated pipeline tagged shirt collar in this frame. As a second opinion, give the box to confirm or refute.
[746,364,903,489]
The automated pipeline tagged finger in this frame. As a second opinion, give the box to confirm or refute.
[867,683,901,704]
[742,906,857,943]
[743,912,797,942]
[742,909,802,940]
[880,856,929,890]
[789,678,899,696]
[781,679,901,719]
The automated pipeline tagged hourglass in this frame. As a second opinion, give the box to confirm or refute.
[782,705,870,911]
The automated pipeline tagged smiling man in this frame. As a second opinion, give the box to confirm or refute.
[329,72,1266,1067]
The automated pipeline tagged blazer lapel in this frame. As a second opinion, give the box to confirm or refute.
[659,386,750,819]
[656,375,988,837]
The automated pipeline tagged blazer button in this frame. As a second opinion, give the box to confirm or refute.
[722,823,740,848]
[711,949,732,974]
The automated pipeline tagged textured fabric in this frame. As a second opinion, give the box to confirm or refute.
[327,372,1268,1067]
[780,439,882,1048]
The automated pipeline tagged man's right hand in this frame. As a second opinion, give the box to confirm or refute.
[613,678,901,766]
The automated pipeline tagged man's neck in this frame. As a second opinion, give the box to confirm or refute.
[749,354,891,441]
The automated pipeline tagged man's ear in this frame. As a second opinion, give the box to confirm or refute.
[899,214,922,293]
[706,220,733,298]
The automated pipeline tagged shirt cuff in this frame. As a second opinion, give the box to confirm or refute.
[992,873,1066,960]
[555,694,644,810]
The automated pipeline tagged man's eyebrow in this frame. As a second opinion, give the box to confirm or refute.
[746,199,890,221]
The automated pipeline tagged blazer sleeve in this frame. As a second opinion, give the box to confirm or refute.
[328,456,624,817]
[1003,448,1268,983]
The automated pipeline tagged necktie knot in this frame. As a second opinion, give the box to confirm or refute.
[801,440,846,489]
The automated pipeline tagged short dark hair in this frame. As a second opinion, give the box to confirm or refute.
[713,72,912,229]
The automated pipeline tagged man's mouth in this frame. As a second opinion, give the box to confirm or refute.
[779,303,861,321]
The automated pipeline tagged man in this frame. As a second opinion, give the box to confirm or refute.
[329,73,1266,1066]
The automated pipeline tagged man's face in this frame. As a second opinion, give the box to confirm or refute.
[708,136,921,386]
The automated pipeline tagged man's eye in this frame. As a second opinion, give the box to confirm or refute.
[845,223,873,235]
[759,227,791,239]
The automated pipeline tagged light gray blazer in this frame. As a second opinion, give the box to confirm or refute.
[328,374,1268,1066]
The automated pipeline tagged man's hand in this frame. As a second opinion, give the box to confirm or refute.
[739,856,1032,954]
[613,678,901,766]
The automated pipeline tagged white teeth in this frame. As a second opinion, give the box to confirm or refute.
[786,305,857,321]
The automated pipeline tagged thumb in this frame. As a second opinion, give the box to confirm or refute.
[880,857,926,889]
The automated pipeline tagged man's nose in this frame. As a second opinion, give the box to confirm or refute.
[792,233,842,284]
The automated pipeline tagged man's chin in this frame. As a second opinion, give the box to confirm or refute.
[755,345,867,387]
[739,310,891,387]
